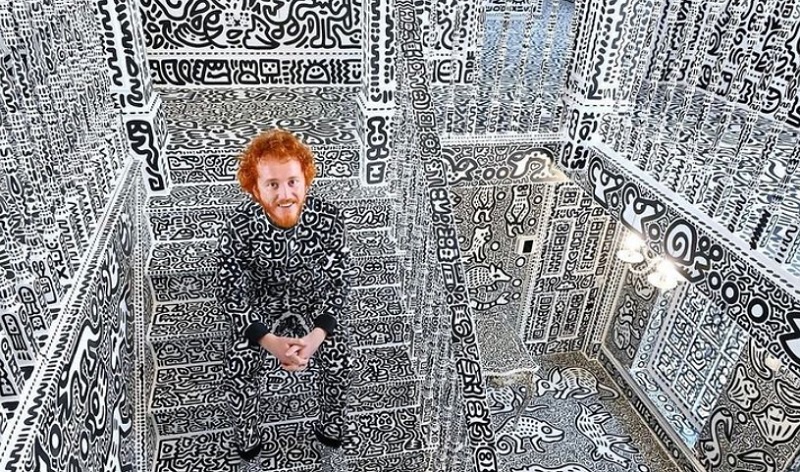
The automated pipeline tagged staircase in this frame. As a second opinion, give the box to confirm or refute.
[143,87,431,471]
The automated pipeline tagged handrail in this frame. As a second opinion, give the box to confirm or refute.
[393,1,499,470]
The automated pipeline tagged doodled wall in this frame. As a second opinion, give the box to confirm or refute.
[0,0,130,418]
[605,270,661,369]
[604,0,800,279]
[1,167,140,472]
[140,0,363,86]
[647,0,800,128]
[582,144,800,471]
[606,278,800,472]
[443,142,623,357]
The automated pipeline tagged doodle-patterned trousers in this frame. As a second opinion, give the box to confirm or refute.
[223,325,353,452]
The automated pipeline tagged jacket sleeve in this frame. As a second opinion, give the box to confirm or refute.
[312,214,352,336]
[215,217,269,346]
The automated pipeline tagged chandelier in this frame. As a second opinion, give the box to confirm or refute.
[616,232,683,291]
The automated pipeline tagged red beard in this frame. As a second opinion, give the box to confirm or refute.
[263,198,302,228]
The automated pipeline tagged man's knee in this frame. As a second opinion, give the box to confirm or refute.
[225,338,263,379]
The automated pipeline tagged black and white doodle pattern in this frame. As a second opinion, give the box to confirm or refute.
[490,353,677,472]
[1,164,139,472]
[606,271,660,368]
[618,83,800,277]
[97,0,170,193]
[582,148,800,374]
[149,57,362,87]
[633,335,800,472]
[433,1,576,135]
[646,0,800,128]
[5,0,800,471]
[0,0,129,420]
[577,146,800,471]
[158,87,362,185]
[141,0,361,86]
[447,150,620,358]
[639,283,747,437]
[396,1,503,469]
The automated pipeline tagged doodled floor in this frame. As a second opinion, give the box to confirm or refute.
[489,353,678,472]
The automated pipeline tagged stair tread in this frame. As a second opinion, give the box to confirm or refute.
[150,316,413,367]
[159,86,360,106]
[146,191,399,240]
[150,345,419,411]
[168,147,362,185]
[149,288,407,340]
[147,248,403,274]
[153,413,428,470]
[147,181,395,211]
[146,229,399,272]
[150,301,227,339]
[151,379,420,438]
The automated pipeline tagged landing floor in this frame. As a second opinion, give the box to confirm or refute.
[489,353,678,472]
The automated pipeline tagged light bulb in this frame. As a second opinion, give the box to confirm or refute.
[647,259,680,290]
[624,233,644,250]
[616,232,645,263]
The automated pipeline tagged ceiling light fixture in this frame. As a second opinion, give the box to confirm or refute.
[616,230,683,291]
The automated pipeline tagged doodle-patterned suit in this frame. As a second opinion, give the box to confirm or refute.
[215,194,353,454]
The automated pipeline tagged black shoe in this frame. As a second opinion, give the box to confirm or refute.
[313,424,342,449]
[237,443,262,461]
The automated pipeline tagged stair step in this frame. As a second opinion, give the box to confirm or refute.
[150,314,412,367]
[147,249,404,302]
[147,180,392,212]
[158,87,360,110]
[152,317,413,366]
[150,301,226,340]
[153,410,428,471]
[151,379,419,438]
[169,147,362,185]
[146,228,398,270]
[149,290,405,341]
[150,346,418,411]
[347,380,419,414]
[146,193,397,241]
[342,450,430,470]
[147,186,397,242]
[150,336,227,367]
[164,115,359,155]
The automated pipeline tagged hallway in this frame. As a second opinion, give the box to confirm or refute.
[144,85,675,471]
[2,0,800,472]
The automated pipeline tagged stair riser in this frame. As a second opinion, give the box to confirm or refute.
[168,148,361,185]
[149,273,216,303]
[151,346,417,411]
[151,337,227,367]
[153,409,426,471]
[151,315,412,367]
[149,288,406,340]
[147,198,397,241]
[151,380,419,437]
[147,256,403,302]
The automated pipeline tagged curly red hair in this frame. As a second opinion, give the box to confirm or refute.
[237,129,317,195]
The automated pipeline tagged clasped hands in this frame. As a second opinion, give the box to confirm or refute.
[259,327,327,371]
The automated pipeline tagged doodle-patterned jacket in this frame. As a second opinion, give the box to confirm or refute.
[215,195,351,345]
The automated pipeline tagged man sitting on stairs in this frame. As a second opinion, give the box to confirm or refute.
[214,128,354,465]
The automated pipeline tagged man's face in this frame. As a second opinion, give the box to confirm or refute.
[253,158,308,229]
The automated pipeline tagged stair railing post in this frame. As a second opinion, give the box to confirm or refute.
[358,0,396,187]
[558,0,643,173]
[94,0,171,195]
